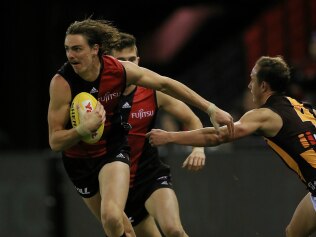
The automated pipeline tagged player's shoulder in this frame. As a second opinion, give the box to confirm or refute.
[103,54,118,62]
[102,55,124,69]
[49,74,71,106]
[50,74,69,89]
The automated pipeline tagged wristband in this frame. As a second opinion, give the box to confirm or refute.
[206,103,216,116]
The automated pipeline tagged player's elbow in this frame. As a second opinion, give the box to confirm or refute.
[157,76,172,93]
[49,142,63,152]
[49,137,63,152]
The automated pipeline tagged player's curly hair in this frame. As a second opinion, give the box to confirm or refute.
[66,17,120,56]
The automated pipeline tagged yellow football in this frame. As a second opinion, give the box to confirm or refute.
[70,92,104,144]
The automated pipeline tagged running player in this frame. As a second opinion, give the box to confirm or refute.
[111,32,205,237]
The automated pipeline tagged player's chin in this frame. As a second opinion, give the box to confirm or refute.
[71,64,83,73]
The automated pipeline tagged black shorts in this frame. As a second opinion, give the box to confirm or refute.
[124,173,173,226]
[62,150,130,198]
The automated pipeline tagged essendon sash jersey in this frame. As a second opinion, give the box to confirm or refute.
[58,55,127,158]
[120,87,169,187]
[262,95,316,193]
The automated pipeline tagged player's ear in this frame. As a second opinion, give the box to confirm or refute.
[92,44,100,55]
[136,56,140,65]
[261,81,269,92]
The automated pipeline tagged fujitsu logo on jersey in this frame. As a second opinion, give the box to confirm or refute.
[131,109,154,119]
[99,92,121,103]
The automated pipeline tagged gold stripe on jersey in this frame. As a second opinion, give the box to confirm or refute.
[286,97,316,126]
[301,149,316,168]
[266,138,305,182]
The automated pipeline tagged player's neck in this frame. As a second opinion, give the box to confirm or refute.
[82,60,101,82]
[261,91,275,105]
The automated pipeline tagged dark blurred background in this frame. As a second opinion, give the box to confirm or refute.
[2,0,316,150]
[1,0,316,236]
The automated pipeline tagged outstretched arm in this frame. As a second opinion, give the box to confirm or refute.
[122,61,234,136]
[146,108,277,147]
[146,127,220,147]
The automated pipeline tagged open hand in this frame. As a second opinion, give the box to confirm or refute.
[182,147,205,171]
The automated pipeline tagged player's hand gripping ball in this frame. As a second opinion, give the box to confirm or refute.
[70,92,104,144]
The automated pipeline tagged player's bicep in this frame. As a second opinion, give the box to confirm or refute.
[48,75,71,133]
[124,61,167,90]
[48,102,70,132]
[233,109,264,139]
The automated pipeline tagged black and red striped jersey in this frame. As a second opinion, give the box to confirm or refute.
[120,87,170,188]
[58,55,128,158]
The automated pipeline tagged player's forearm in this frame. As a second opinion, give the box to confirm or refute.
[49,128,81,152]
[182,115,203,131]
[168,127,220,147]
[139,67,213,114]
[161,77,211,113]
[182,117,205,149]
